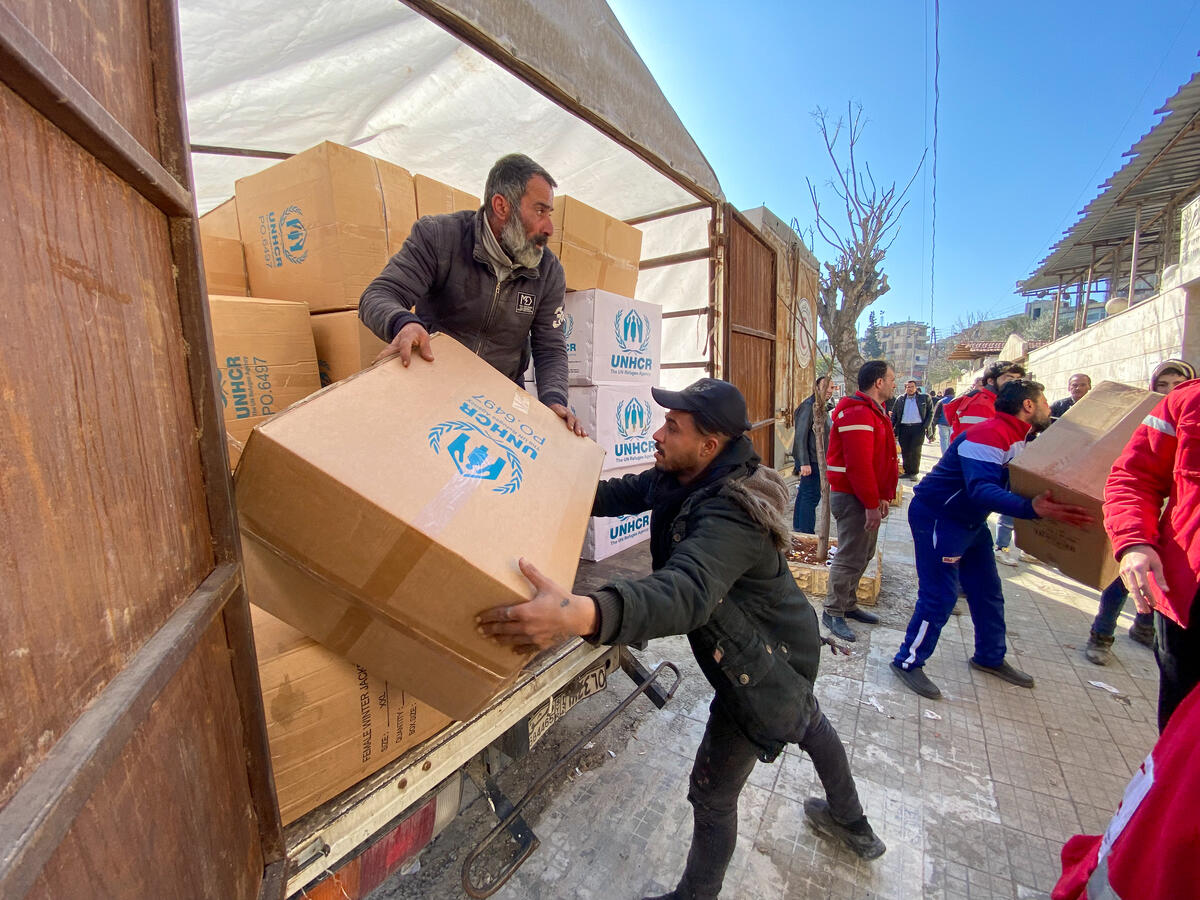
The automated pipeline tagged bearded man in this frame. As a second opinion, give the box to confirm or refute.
[359,153,582,434]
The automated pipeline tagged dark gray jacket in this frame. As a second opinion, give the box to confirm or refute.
[358,209,569,407]
[890,391,933,431]
[588,438,822,762]
[791,395,831,473]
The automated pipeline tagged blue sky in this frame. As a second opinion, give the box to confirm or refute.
[608,0,1199,338]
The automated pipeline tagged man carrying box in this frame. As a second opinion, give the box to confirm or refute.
[890,380,1093,700]
[477,378,886,900]
[360,153,583,434]
[1104,376,1200,732]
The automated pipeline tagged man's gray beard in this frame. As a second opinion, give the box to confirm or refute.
[500,214,544,269]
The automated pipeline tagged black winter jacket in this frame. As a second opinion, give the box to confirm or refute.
[358,208,569,407]
[791,394,831,473]
[588,437,822,761]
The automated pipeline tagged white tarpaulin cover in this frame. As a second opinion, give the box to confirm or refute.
[180,0,722,218]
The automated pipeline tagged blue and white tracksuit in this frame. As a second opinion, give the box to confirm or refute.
[894,412,1038,671]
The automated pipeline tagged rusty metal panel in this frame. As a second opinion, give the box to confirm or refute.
[722,207,777,461]
[0,0,281,895]
[25,621,264,900]
[0,78,214,807]
[6,0,163,161]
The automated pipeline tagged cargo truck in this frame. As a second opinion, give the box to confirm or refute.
[1,1,808,898]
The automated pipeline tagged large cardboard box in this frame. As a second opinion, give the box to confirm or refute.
[199,196,241,241]
[583,465,653,561]
[208,295,322,424]
[569,383,665,472]
[235,334,605,720]
[1010,381,1162,589]
[564,290,662,386]
[414,174,481,219]
[310,310,388,386]
[234,142,418,312]
[200,234,249,296]
[548,196,643,297]
[251,606,452,825]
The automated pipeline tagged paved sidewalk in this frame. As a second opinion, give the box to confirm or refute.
[376,444,1160,900]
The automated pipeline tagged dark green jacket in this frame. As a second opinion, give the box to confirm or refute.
[590,437,822,761]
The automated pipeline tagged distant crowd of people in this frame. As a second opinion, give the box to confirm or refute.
[791,355,1200,898]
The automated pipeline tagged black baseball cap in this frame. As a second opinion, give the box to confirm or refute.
[650,378,752,436]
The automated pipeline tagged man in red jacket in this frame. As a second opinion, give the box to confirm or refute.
[1052,684,1200,900]
[1104,377,1200,732]
[823,359,899,641]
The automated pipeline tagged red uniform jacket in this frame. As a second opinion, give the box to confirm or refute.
[1053,685,1200,900]
[827,391,899,510]
[945,387,997,439]
[1103,379,1200,627]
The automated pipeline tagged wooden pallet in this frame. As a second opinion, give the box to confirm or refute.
[890,480,904,508]
[787,533,883,607]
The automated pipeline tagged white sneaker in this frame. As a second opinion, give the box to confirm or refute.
[1018,550,1036,563]
[995,548,1018,568]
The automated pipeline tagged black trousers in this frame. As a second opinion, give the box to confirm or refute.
[1154,590,1200,732]
[673,699,863,900]
[897,423,925,477]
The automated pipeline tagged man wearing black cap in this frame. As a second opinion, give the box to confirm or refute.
[477,378,885,900]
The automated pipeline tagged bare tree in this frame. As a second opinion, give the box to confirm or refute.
[808,103,925,388]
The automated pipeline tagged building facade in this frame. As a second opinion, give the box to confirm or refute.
[877,320,930,384]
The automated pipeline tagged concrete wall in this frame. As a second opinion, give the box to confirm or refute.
[1023,275,1200,398]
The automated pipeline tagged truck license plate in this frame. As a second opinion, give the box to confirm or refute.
[527,662,609,747]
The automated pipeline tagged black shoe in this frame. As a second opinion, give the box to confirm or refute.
[845,607,879,624]
[1129,620,1155,647]
[822,612,857,642]
[890,661,942,699]
[1085,630,1114,666]
[970,658,1035,688]
[642,894,680,900]
[803,798,886,859]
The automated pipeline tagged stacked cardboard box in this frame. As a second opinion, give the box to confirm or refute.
[310,310,388,386]
[207,294,322,470]
[1010,380,1162,589]
[549,196,643,298]
[236,334,605,721]
[252,607,452,825]
[199,197,249,296]
[414,174,481,219]
[564,290,663,561]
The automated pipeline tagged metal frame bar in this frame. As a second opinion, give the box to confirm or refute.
[623,200,710,226]
[662,307,710,320]
[147,0,286,872]
[0,5,191,218]
[639,247,712,270]
[0,564,240,899]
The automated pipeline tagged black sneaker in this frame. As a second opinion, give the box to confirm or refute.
[803,798,886,859]
[845,607,879,624]
[890,661,942,699]
[970,658,1035,688]
[822,612,857,642]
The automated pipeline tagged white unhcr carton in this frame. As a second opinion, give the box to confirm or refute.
[563,289,661,386]
[582,465,654,561]
[569,384,664,472]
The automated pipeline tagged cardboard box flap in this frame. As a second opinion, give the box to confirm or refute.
[1009,381,1161,496]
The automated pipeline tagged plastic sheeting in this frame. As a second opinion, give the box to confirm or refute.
[180,0,718,219]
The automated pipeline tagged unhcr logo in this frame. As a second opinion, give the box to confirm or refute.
[614,398,655,462]
[428,418,525,494]
[280,205,308,264]
[613,309,652,354]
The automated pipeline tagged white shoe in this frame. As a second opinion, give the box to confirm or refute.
[995,548,1018,568]
[1018,550,1036,563]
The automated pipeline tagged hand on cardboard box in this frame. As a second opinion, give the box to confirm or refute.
[549,403,588,437]
[375,321,435,366]
[1031,490,1094,528]
[476,558,597,651]
[1118,543,1168,615]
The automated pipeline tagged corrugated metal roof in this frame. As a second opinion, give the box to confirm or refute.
[1019,71,1200,293]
